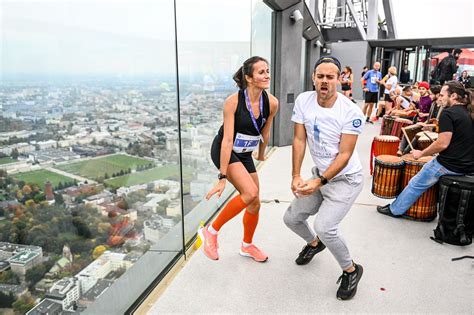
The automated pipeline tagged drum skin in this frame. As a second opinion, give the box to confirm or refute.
[373,135,400,156]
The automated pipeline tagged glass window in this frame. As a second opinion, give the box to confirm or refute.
[0,0,273,313]
[0,0,181,313]
[176,0,272,245]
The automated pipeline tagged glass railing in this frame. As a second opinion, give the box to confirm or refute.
[0,0,273,313]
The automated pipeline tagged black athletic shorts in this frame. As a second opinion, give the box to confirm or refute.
[364,91,378,103]
[341,83,351,91]
[383,93,392,102]
[210,136,256,174]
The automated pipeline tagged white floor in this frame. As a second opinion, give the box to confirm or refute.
[149,109,473,314]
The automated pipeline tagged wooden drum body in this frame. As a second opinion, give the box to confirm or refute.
[391,118,413,139]
[401,154,438,221]
[380,115,396,135]
[372,155,404,199]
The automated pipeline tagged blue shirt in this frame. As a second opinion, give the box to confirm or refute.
[363,69,382,92]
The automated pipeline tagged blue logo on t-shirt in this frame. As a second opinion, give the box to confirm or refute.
[352,119,362,128]
[313,123,320,142]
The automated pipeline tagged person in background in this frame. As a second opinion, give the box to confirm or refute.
[340,66,355,103]
[376,66,398,118]
[433,48,462,85]
[378,81,474,218]
[361,66,368,100]
[400,65,411,84]
[362,62,382,124]
[458,70,471,88]
[416,81,433,122]
[390,86,417,117]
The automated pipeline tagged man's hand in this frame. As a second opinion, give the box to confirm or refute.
[363,88,369,92]
[295,178,322,196]
[412,149,423,160]
[291,175,304,197]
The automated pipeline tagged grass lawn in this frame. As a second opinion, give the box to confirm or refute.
[13,170,74,189]
[56,154,153,180]
[105,165,193,188]
[0,157,15,165]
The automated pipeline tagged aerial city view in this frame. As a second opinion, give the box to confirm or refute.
[0,76,234,313]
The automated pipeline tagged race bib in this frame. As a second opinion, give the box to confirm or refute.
[233,133,260,153]
[370,76,376,84]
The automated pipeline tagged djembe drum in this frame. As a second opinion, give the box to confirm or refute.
[372,155,404,199]
[403,124,423,143]
[391,118,413,139]
[417,132,439,150]
[401,154,438,221]
[370,135,400,175]
[380,115,396,135]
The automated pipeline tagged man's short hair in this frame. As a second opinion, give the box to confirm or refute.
[313,56,341,72]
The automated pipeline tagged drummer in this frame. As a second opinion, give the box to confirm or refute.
[390,86,417,118]
[416,81,432,122]
[377,81,474,218]
[397,85,443,155]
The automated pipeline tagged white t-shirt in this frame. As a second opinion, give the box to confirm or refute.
[291,91,365,175]
[398,95,410,109]
[384,75,398,94]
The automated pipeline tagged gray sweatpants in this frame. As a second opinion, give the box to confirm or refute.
[283,167,364,270]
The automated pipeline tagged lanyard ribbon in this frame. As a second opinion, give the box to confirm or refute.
[244,89,265,137]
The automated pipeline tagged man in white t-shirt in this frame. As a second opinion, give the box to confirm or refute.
[283,56,365,301]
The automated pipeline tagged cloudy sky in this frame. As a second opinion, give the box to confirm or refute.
[391,0,473,39]
[1,0,472,77]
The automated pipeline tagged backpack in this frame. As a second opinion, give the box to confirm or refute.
[432,175,474,246]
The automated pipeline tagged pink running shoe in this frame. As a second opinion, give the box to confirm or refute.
[198,225,219,260]
[239,244,268,262]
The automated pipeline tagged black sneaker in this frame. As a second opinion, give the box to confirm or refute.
[295,241,326,265]
[336,263,364,300]
[377,204,401,218]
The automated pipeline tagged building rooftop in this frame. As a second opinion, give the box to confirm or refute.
[8,250,40,265]
[26,299,62,315]
[148,112,472,314]
[81,279,113,301]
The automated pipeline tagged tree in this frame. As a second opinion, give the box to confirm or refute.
[92,245,107,259]
[54,193,64,205]
[0,291,15,307]
[11,148,19,160]
[25,264,47,288]
[158,199,170,209]
[0,270,20,285]
[12,294,35,314]
[57,181,64,190]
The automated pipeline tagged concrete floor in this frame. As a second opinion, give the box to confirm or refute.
[149,108,473,314]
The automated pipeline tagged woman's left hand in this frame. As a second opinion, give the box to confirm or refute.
[253,151,266,161]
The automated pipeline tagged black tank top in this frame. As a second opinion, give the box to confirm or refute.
[216,89,270,148]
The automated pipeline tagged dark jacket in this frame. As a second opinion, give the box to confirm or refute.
[400,70,410,84]
[459,75,471,88]
[434,54,458,82]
